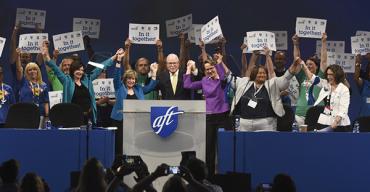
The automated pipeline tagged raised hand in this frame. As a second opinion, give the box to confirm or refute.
[292,34,299,45]
[155,39,162,49]
[186,60,195,72]
[240,43,247,51]
[124,38,132,49]
[152,164,169,178]
[116,48,125,62]
[150,62,158,74]
[41,41,50,58]
[35,23,43,33]
[321,32,327,42]
[52,49,59,61]
[263,46,271,56]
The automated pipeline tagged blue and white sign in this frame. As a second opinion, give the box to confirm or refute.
[151,106,184,138]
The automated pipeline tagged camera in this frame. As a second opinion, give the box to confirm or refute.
[167,166,181,174]
[256,183,272,192]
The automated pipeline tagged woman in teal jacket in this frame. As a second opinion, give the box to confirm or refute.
[42,43,122,124]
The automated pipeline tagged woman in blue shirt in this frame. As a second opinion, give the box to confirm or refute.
[111,53,158,155]
[0,66,16,127]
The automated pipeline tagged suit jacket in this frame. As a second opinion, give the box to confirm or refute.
[157,68,192,100]
[229,70,294,117]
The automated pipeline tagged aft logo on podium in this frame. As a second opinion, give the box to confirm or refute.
[150,106,184,138]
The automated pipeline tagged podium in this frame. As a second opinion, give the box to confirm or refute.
[122,100,206,189]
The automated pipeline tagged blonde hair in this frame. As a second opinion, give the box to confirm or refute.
[123,69,137,84]
[24,63,43,84]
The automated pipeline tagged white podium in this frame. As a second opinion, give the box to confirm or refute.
[122,100,206,190]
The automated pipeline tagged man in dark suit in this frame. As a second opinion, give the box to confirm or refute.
[157,53,196,100]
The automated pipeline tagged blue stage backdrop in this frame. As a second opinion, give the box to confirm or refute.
[1,0,369,120]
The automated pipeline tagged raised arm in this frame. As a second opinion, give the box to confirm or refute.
[219,37,227,64]
[275,57,302,90]
[183,60,202,90]
[179,33,187,67]
[199,40,208,64]
[264,47,275,78]
[245,51,258,78]
[292,34,301,58]
[83,35,95,60]
[143,63,159,94]
[15,48,23,81]
[123,38,132,71]
[113,49,125,90]
[156,39,165,73]
[241,44,248,77]
[320,33,328,72]
[10,23,20,65]
[41,41,68,84]
[216,52,229,75]
[354,54,363,88]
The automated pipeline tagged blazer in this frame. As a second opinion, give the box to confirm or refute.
[313,75,350,126]
[46,58,114,124]
[229,70,294,117]
[157,68,192,100]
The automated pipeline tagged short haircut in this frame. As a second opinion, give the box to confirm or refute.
[250,65,268,81]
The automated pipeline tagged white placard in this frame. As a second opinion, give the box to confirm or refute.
[288,76,299,106]
[295,17,327,39]
[246,31,276,51]
[129,23,160,45]
[18,33,48,53]
[188,24,203,45]
[327,52,356,73]
[16,8,46,29]
[92,78,115,99]
[166,14,192,38]
[351,36,370,55]
[53,31,85,54]
[48,91,63,109]
[270,31,288,50]
[356,31,370,36]
[201,16,223,44]
[316,41,345,58]
[0,37,5,58]
[73,18,101,39]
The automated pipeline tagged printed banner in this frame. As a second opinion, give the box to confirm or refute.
[201,16,223,44]
[18,33,48,53]
[16,8,46,29]
[327,52,355,73]
[166,14,192,37]
[270,31,288,50]
[48,91,63,109]
[356,31,370,36]
[73,18,101,39]
[92,78,115,99]
[129,23,160,44]
[351,36,370,55]
[246,31,276,51]
[316,40,345,58]
[53,31,85,54]
[0,37,5,58]
[296,17,326,38]
[188,24,203,45]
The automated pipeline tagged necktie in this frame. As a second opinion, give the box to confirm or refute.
[171,74,178,94]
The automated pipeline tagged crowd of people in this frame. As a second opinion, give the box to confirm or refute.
[0,20,368,180]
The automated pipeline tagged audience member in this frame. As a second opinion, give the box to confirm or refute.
[0,159,20,192]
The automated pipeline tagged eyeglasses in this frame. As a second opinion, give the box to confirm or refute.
[166,62,178,66]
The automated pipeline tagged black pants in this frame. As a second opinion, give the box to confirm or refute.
[206,111,232,178]
[112,119,123,156]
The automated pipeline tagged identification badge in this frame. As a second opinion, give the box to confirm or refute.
[248,99,257,108]
[366,97,370,104]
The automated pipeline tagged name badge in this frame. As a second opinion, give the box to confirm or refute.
[248,100,257,108]
[366,97,370,104]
